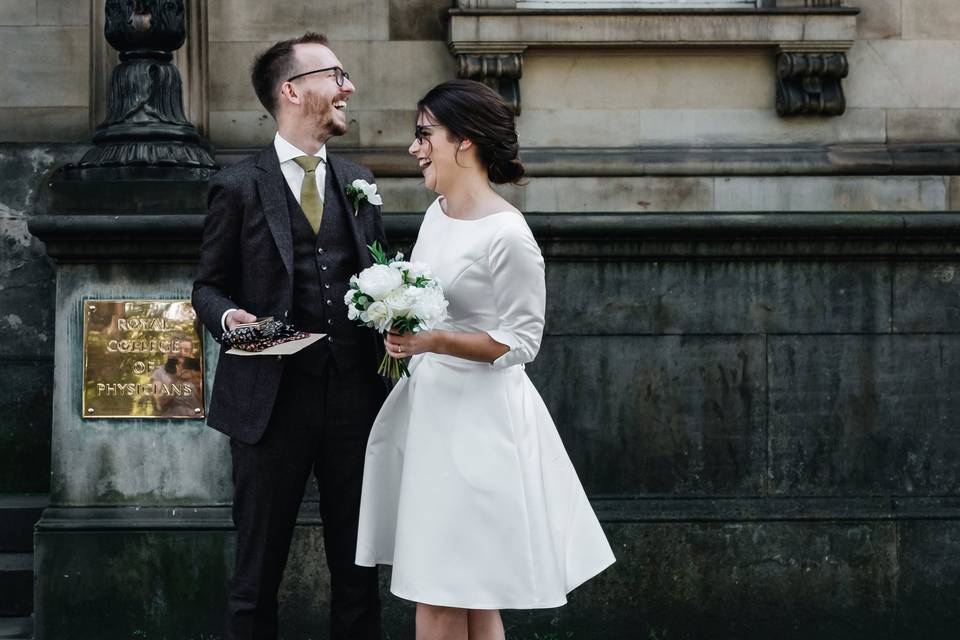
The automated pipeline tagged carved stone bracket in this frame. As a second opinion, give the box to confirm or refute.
[776,51,849,117]
[456,53,524,114]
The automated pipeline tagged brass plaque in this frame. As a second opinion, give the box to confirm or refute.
[82,300,205,419]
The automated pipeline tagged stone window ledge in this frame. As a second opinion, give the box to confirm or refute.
[449,7,859,116]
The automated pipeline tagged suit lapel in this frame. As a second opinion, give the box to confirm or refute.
[254,145,294,276]
[326,153,373,269]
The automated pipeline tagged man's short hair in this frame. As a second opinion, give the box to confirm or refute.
[251,32,329,117]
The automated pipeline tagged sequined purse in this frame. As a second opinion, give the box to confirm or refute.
[222,317,309,352]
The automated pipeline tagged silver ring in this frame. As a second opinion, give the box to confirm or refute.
[398,346,404,354]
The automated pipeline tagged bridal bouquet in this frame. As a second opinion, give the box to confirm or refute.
[346,242,448,379]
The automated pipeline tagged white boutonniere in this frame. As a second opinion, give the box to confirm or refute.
[345,178,383,215]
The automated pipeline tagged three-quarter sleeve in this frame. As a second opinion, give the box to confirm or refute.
[485,217,546,369]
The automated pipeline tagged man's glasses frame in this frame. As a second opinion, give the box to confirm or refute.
[287,66,350,87]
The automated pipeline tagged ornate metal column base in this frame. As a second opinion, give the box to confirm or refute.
[776,51,848,117]
[456,53,524,114]
[79,0,215,171]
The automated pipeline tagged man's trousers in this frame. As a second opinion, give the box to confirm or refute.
[225,353,388,640]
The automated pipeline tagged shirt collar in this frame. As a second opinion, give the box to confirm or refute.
[274,132,327,165]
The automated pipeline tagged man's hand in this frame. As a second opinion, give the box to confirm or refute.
[225,309,258,331]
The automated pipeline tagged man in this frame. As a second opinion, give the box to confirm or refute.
[192,32,388,640]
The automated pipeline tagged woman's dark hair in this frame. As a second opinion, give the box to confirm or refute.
[251,32,329,116]
[417,80,525,185]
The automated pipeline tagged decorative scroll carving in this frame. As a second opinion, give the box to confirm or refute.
[456,53,524,114]
[776,51,848,117]
[80,0,215,169]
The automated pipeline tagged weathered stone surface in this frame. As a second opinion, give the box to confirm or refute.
[902,0,960,40]
[0,0,36,25]
[517,108,887,147]
[530,336,767,496]
[715,176,947,211]
[768,335,960,495]
[388,0,448,40]
[524,176,713,212]
[508,521,898,640]
[449,12,858,48]
[0,107,88,142]
[49,263,233,506]
[543,260,892,335]
[207,41,273,112]
[375,177,525,213]
[35,530,232,640]
[353,109,417,147]
[896,520,960,637]
[887,109,960,144]
[846,40,960,109]
[209,109,291,147]
[208,0,390,42]
[40,518,905,640]
[0,360,52,493]
[0,144,86,357]
[856,0,901,40]
[36,0,88,26]
[522,51,773,110]
[0,26,88,107]
[892,261,960,333]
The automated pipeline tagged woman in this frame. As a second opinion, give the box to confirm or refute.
[355,80,615,640]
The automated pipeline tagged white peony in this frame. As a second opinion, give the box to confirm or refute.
[351,178,383,206]
[393,261,432,280]
[347,305,360,321]
[360,300,392,332]
[410,285,448,330]
[356,264,402,300]
[384,287,414,317]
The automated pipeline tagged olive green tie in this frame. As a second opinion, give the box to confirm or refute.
[294,155,324,234]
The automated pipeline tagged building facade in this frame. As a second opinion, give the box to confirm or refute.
[1,1,959,638]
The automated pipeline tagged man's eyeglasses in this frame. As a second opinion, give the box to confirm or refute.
[287,66,350,87]
[414,124,441,143]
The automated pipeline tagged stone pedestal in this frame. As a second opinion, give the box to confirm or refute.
[27,181,233,639]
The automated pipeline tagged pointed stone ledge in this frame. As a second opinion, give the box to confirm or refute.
[448,6,859,116]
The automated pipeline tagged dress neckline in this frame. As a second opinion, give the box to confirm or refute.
[435,196,520,223]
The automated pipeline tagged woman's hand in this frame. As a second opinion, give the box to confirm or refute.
[384,330,442,358]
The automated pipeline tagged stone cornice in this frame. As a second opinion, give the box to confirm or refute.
[448,8,858,52]
[217,144,960,178]
[28,212,960,263]
[448,7,859,115]
[33,496,960,531]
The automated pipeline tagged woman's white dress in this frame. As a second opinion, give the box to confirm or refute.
[355,197,615,609]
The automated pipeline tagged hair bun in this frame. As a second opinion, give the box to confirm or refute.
[489,156,525,185]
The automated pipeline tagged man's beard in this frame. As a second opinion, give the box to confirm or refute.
[305,92,347,137]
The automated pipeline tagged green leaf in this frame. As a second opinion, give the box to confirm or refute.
[367,241,389,265]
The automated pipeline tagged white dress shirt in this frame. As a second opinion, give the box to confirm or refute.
[273,131,327,204]
[220,133,328,332]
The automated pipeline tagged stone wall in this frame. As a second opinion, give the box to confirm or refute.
[0,2,89,142]
[0,144,86,494]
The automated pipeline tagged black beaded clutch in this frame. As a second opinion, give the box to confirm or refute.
[221,317,309,352]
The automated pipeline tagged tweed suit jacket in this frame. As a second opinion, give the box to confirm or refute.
[192,144,388,444]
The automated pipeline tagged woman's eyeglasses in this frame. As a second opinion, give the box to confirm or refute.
[287,66,350,87]
[414,124,441,143]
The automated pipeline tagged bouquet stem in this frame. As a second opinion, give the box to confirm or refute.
[378,351,411,379]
